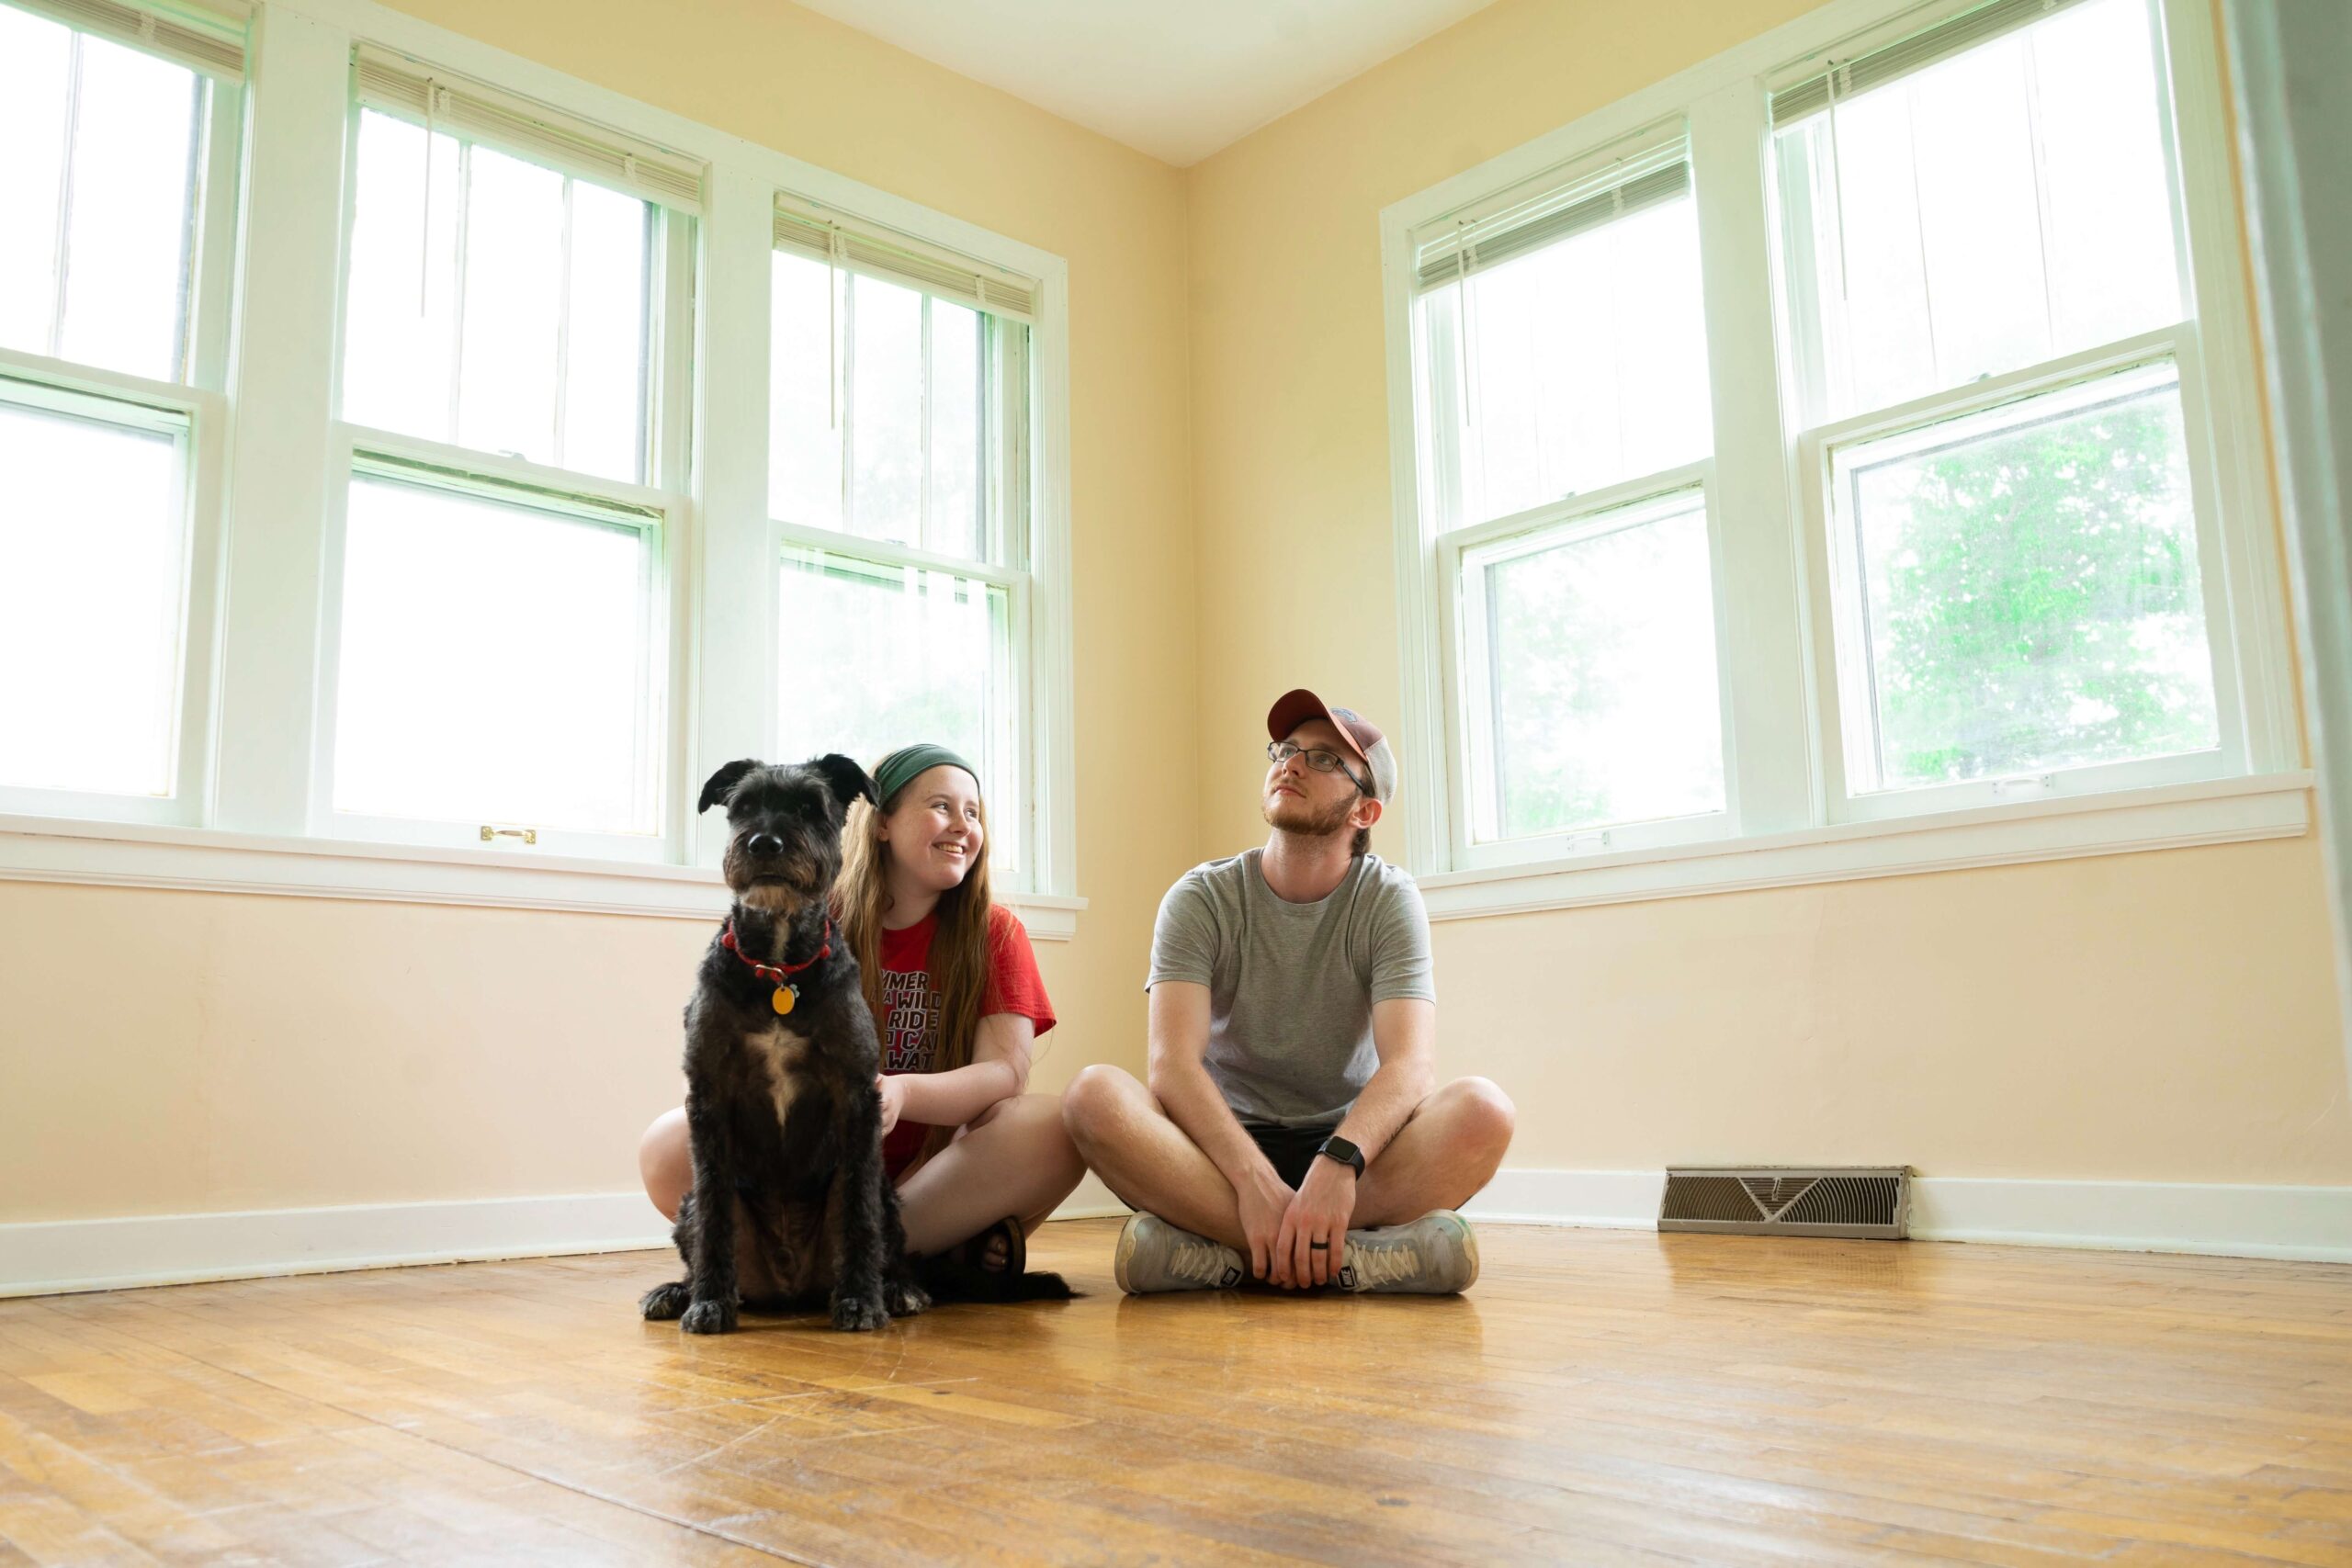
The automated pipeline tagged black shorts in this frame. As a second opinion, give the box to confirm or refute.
[1245,1119,1343,1189]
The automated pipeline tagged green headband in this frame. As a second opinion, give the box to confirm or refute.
[872,743,978,806]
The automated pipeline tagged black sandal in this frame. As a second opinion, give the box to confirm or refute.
[959,1215,1024,1279]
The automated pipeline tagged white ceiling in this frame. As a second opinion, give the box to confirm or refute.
[789,0,1502,167]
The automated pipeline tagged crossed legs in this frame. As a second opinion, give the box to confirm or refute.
[1058,1066,1515,1253]
[637,1092,1083,1256]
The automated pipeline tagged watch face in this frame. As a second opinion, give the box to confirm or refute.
[1319,1136,1363,1171]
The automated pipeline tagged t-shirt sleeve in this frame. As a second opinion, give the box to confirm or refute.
[984,905,1055,1036]
[1367,873,1437,1006]
[1146,872,1219,991]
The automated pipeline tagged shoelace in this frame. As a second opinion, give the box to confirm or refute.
[1169,1234,1238,1285]
[1347,1238,1428,1289]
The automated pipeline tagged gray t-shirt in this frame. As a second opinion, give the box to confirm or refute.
[1147,849,1436,1128]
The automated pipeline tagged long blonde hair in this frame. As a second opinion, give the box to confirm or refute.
[836,773,998,1158]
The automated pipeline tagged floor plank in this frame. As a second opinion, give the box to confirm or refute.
[0,1221,2346,1564]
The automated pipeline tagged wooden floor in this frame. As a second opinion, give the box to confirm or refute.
[1,1220,2347,1566]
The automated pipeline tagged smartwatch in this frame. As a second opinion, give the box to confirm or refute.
[1316,1134,1365,1179]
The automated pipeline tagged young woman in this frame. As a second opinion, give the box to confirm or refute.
[638,743,1083,1274]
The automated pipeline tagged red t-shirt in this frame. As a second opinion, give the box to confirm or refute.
[877,903,1055,1178]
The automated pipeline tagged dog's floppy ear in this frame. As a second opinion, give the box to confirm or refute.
[697,759,762,815]
[808,753,878,810]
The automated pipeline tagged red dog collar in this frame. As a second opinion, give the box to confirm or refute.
[721,917,832,1017]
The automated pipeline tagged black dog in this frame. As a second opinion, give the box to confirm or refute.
[639,754,928,1334]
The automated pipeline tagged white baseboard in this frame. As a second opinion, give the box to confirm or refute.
[8,1172,2345,1299]
[1906,1177,2352,1262]
[1464,1168,2352,1263]
[0,1192,673,1299]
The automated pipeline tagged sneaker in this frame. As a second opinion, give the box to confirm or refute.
[1335,1210,1480,1294]
[1113,1213,1247,1293]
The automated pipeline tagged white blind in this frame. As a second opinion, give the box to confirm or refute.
[1411,140,1690,294]
[1770,0,2094,125]
[12,0,246,80]
[774,197,1038,323]
[354,45,703,213]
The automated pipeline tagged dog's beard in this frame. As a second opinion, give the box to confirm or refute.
[739,884,805,917]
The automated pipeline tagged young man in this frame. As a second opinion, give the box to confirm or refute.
[1061,689,1515,1294]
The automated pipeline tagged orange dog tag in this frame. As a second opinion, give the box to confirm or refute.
[772,985,797,1017]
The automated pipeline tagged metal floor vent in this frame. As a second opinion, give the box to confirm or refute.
[1660,1167,1910,1239]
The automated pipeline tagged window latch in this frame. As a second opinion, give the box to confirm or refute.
[1566,829,1613,854]
[1989,774,2056,799]
[480,825,539,845]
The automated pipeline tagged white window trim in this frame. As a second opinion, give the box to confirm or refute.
[0,811,1085,936]
[0,0,1082,929]
[1379,0,2302,908]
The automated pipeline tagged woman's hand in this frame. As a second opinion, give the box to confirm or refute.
[876,1073,908,1136]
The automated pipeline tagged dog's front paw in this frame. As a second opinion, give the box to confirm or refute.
[830,1291,890,1332]
[887,1277,932,1318]
[639,1280,690,1321]
[680,1297,739,1335]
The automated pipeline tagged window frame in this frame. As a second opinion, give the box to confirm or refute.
[1436,463,1736,870]
[1380,0,2302,915]
[0,23,242,828]
[0,0,1083,932]
[319,77,696,861]
[764,224,1046,889]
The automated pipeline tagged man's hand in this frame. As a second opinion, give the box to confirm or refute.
[1276,1156,1357,1287]
[875,1074,907,1136]
[1236,1167,1294,1282]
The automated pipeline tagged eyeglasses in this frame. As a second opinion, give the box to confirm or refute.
[1266,739,1372,796]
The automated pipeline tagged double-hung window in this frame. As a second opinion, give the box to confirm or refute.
[1388,0,2293,897]
[1770,0,2253,818]
[326,47,697,858]
[1408,136,1729,866]
[0,0,243,823]
[768,201,1039,883]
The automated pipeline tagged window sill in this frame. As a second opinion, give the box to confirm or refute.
[1412,773,2312,921]
[0,813,1087,940]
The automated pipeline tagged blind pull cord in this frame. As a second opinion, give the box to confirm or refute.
[419,80,439,317]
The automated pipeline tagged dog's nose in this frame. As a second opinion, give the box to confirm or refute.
[746,832,785,858]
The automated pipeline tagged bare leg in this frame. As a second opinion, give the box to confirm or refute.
[639,1106,690,1222]
[895,1093,1085,1257]
[1352,1077,1516,1227]
[1062,1066,1516,1245]
[1059,1065,1255,1250]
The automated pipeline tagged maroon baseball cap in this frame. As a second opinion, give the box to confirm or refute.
[1266,688,1398,802]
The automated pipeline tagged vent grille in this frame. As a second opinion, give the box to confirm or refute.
[1661,1167,1909,1239]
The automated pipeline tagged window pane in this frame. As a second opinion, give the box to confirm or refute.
[1419,189,1711,530]
[849,274,924,548]
[927,299,982,559]
[1832,362,2217,791]
[333,474,658,834]
[775,547,1017,874]
[1774,0,2181,422]
[1464,491,1723,840]
[455,146,564,466]
[560,180,649,482]
[0,400,185,796]
[343,112,461,442]
[0,9,73,360]
[0,18,202,383]
[768,248,843,530]
[344,112,652,481]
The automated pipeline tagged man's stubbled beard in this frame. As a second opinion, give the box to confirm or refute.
[1262,784,1356,840]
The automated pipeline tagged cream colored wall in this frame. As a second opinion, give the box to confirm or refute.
[1182,0,2352,1183]
[0,0,1195,1224]
[7,0,2347,1233]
